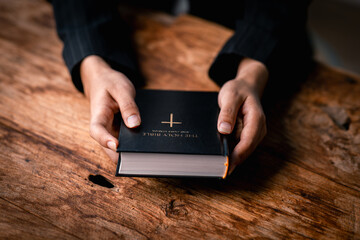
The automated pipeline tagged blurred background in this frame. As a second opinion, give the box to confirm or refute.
[171,0,360,75]
[309,0,360,75]
[122,0,360,75]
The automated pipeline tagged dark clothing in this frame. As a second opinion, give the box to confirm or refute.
[52,0,312,92]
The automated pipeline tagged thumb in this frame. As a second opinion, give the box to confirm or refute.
[109,88,141,129]
[217,91,244,134]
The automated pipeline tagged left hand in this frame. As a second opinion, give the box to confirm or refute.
[217,57,269,174]
[80,55,141,164]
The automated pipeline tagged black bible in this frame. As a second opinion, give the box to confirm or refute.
[116,89,229,178]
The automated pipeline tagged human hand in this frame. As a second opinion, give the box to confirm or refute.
[217,57,269,174]
[80,55,141,163]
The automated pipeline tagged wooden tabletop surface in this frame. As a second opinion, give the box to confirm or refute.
[1,1,359,239]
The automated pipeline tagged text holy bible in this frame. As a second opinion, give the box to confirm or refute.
[116,89,229,178]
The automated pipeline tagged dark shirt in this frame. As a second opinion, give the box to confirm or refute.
[51,0,312,92]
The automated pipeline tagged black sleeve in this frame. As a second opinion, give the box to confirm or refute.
[209,0,313,86]
[52,0,141,92]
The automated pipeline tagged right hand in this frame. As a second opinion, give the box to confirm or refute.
[217,57,268,175]
[80,55,141,163]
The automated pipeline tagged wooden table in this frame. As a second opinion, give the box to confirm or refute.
[1,1,359,239]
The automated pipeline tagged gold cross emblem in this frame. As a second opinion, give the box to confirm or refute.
[161,113,182,127]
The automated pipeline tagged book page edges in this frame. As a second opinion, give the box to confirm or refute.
[119,152,227,177]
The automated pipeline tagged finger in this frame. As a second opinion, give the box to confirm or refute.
[102,146,119,164]
[90,104,119,151]
[217,90,244,134]
[109,87,141,129]
[229,105,266,174]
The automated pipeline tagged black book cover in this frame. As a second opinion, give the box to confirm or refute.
[116,89,229,177]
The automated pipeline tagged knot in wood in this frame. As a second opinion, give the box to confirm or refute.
[163,199,188,219]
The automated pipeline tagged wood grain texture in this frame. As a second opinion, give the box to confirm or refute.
[0,0,359,239]
[0,198,78,239]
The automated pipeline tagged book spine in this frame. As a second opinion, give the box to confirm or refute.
[221,135,230,179]
[223,136,229,156]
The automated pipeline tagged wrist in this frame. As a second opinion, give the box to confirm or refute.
[80,55,112,97]
[234,57,269,97]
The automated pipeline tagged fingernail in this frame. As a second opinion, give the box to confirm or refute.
[107,141,117,151]
[219,122,232,134]
[127,115,140,128]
